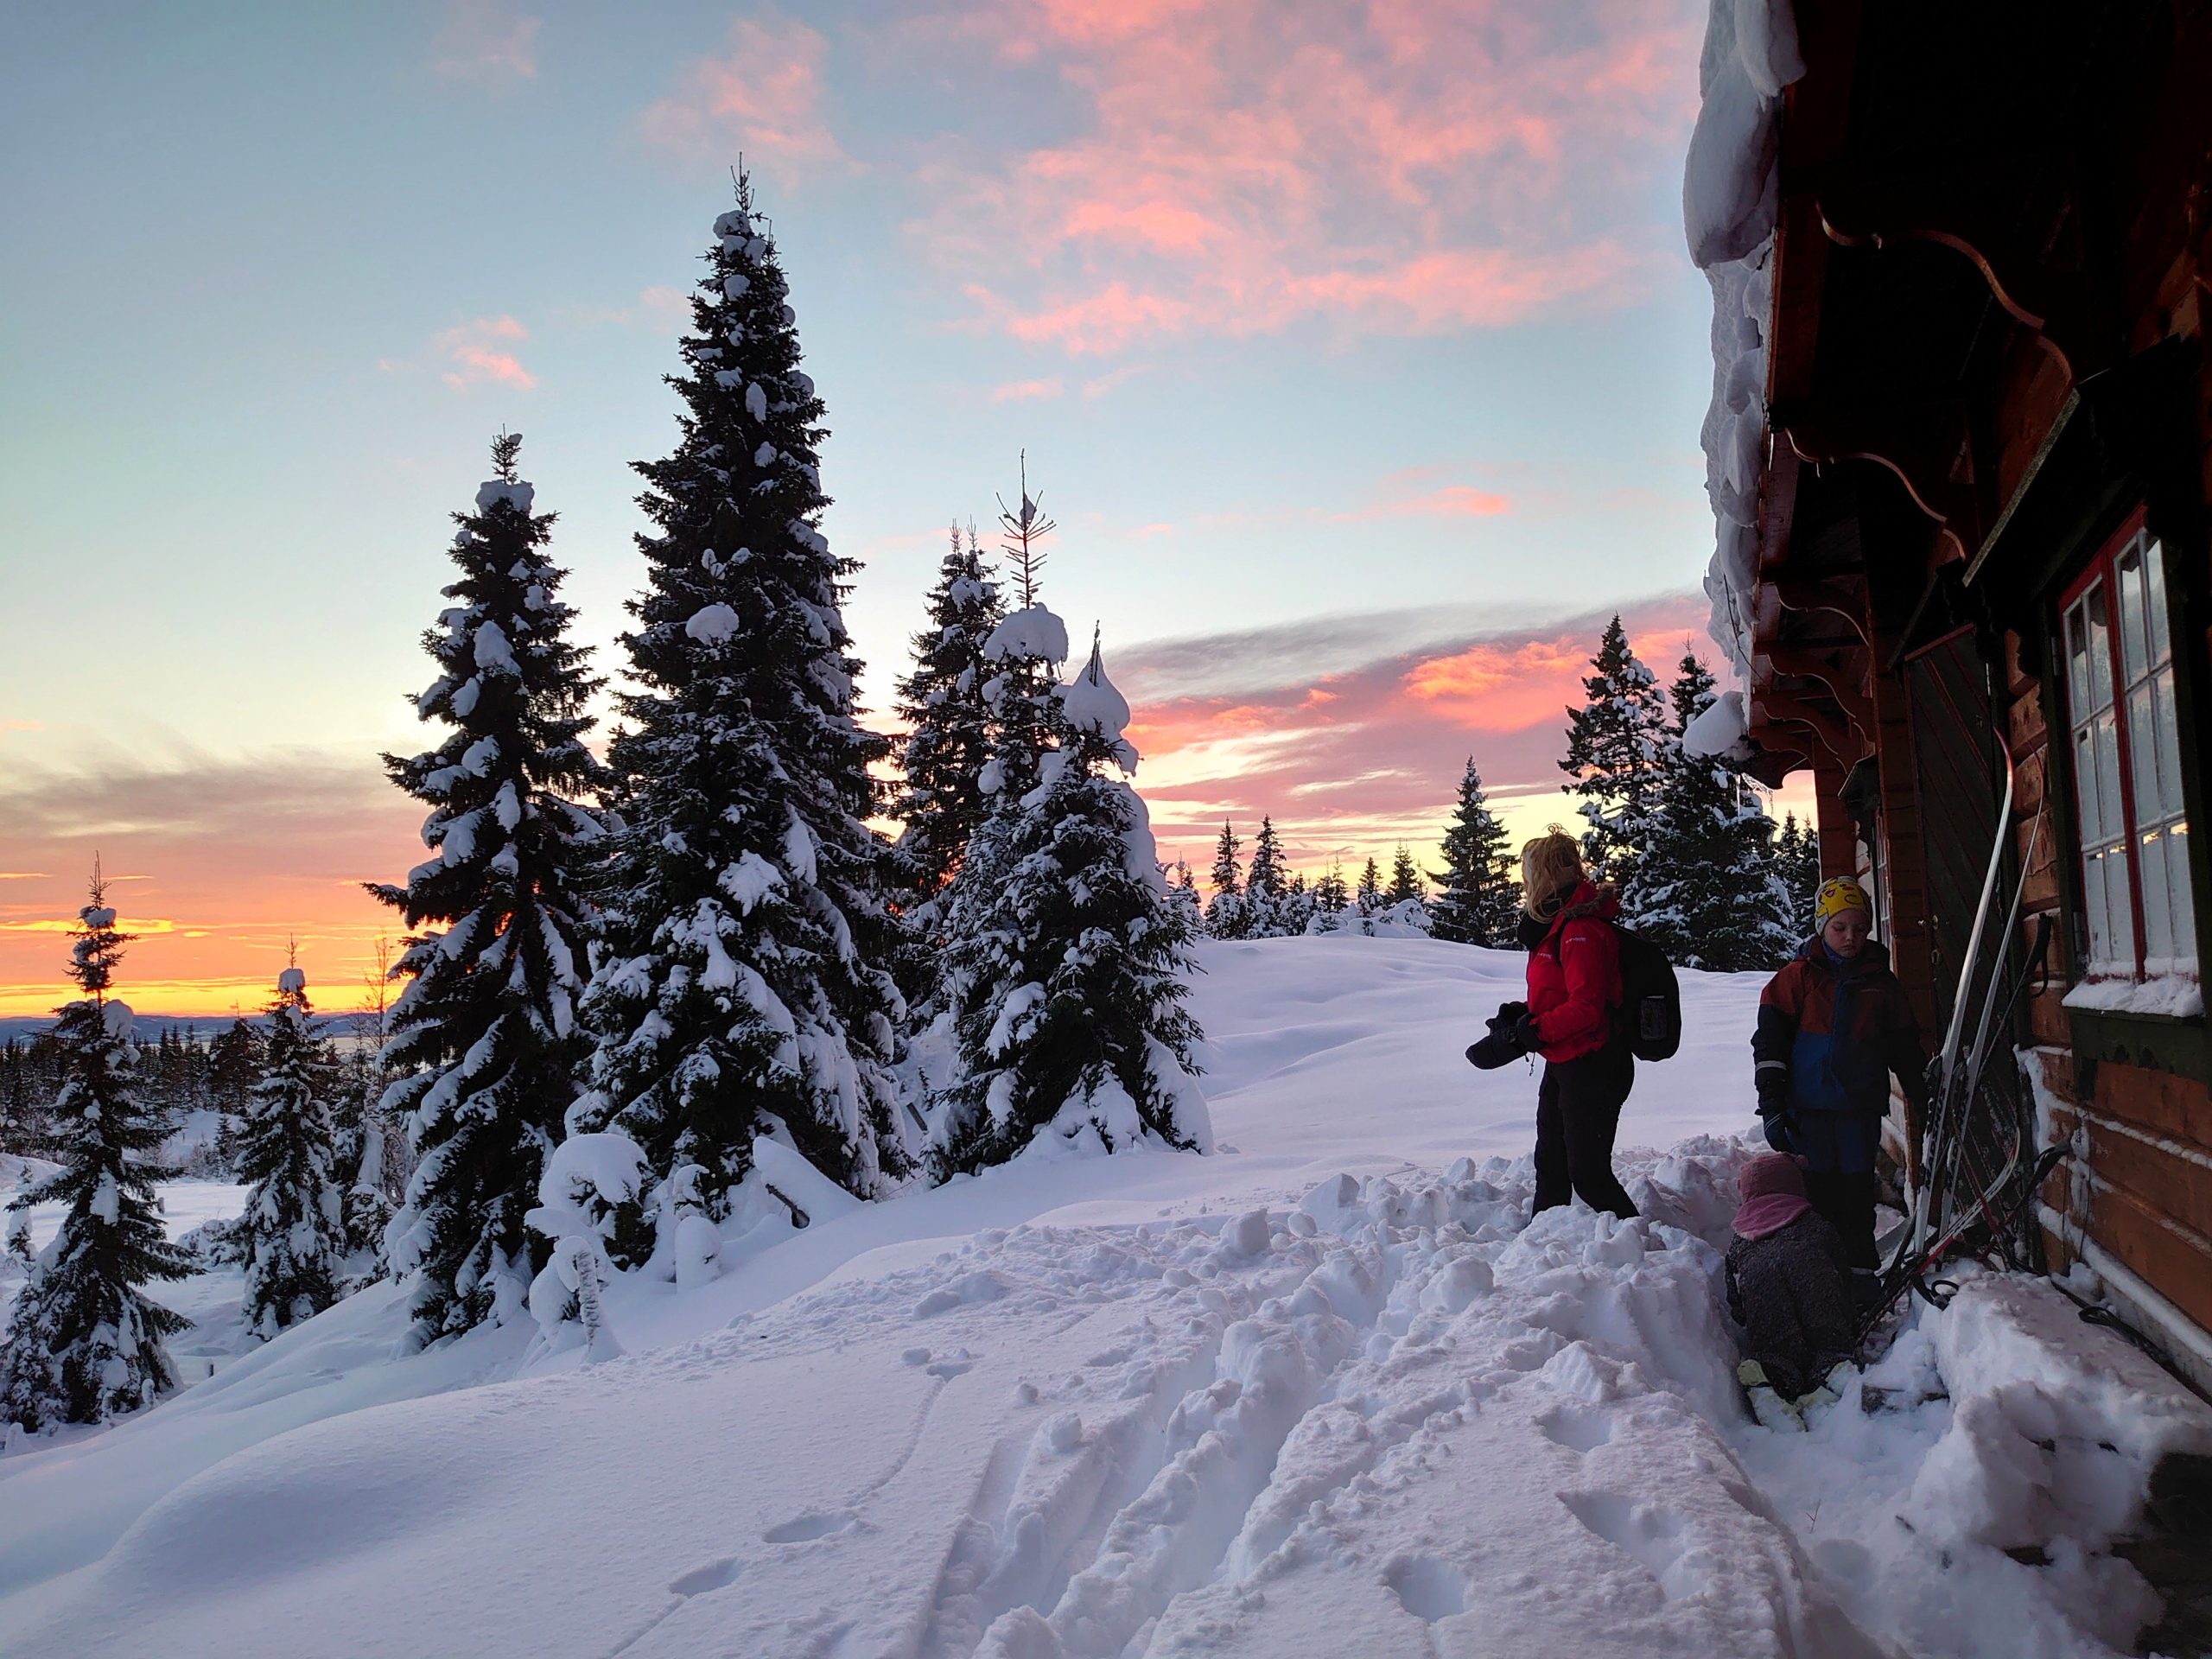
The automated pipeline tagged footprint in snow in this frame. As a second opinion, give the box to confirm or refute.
[1384,1554,1469,1622]
[762,1510,859,1545]
[1536,1402,1614,1454]
[667,1558,741,1597]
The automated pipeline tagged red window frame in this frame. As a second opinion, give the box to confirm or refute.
[2056,505,2192,983]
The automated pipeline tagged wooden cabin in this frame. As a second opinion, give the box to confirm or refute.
[1712,1,2211,1384]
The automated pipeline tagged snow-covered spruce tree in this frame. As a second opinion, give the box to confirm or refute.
[931,626,1210,1174]
[890,520,1005,909]
[1242,816,1289,937]
[577,176,911,1244]
[1205,821,1248,940]
[1776,812,1822,938]
[1429,756,1520,946]
[1558,614,1668,886]
[370,432,613,1343]
[1356,856,1383,927]
[238,965,346,1339]
[1624,652,1795,970]
[1166,860,1204,930]
[0,873,191,1433]
[1387,844,1425,906]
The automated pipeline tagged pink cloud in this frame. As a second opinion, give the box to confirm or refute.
[910,0,1703,353]
[431,0,539,82]
[433,316,536,390]
[640,16,847,177]
[990,377,1065,403]
[1116,592,1713,877]
[1338,484,1513,522]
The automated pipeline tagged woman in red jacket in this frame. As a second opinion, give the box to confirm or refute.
[1467,829,1637,1218]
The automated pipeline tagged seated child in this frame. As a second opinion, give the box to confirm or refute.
[1726,1153,1856,1426]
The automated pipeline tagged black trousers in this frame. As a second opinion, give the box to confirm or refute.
[1533,1044,1638,1219]
[1803,1170,1879,1270]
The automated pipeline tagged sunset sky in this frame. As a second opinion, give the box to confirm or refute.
[0,0,1803,1019]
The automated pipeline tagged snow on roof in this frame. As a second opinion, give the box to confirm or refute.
[475,480,535,516]
[1681,688,1753,762]
[984,604,1069,666]
[1684,0,1805,676]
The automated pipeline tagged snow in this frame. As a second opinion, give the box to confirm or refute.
[99,999,134,1041]
[684,601,742,645]
[1056,640,1133,745]
[472,620,518,675]
[275,967,306,995]
[2060,973,2205,1020]
[1685,0,1805,674]
[1681,687,1753,762]
[474,479,534,515]
[986,605,1071,667]
[2,938,2199,1658]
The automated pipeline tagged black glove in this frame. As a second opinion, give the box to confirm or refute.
[1510,1011,1544,1055]
[1466,1002,1534,1071]
[1755,1064,1788,1112]
[1760,1109,1796,1154]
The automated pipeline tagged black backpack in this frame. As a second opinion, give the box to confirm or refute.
[1613,927,1681,1062]
[1545,922,1681,1063]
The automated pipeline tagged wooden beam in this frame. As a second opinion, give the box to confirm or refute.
[1815,175,2110,382]
[1767,642,1878,742]
[1773,404,1985,565]
[1772,570,1871,645]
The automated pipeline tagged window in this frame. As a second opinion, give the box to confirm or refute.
[2060,518,2196,988]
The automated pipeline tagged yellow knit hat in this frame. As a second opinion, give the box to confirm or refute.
[1814,876,1872,925]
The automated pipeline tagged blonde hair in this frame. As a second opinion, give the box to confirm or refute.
[1520,827,1586,919]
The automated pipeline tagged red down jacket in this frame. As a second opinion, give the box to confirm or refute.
[1523,881,1624,1064]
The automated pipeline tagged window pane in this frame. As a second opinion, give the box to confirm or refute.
[2142,826,2173,966]
[2145,537,2171,668]
[2152,668,2186,820]
[2084,844,2113,967]
[2130,682,2160,822]
[2095,713,2125,843]
[2085,582,2113,709]
[2104,849,2136,970]
[2118,542,2150,682]
[2168,823,2196,966]
[2074,723,2105,842]
[2066,597,2094,713]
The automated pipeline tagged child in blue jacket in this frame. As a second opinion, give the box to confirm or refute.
[1752,877,1929,1274]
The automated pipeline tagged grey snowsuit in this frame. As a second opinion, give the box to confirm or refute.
[1724,1211,1857,1400]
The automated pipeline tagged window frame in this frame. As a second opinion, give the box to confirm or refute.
[2055,507,2196,988]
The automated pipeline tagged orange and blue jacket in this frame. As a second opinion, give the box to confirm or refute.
[1753,936,1927,1175]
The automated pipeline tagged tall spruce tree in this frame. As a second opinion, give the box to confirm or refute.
[1624,652,1795,969]
[578,177,912,1244]
[0,870,191,1432]
[931,626,1209,1173]
[370,433,612,1342]
[1430,757,1519,945]
[238,964,346,1339]
[890,521,1005,908]
[1559,614,1668,885]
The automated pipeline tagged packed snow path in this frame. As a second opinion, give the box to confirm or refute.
[3,938,2203,1656]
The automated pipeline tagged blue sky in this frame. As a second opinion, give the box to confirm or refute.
[0,0,1767,1013]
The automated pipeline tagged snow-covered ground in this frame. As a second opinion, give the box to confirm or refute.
[1,936,2205,1657]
